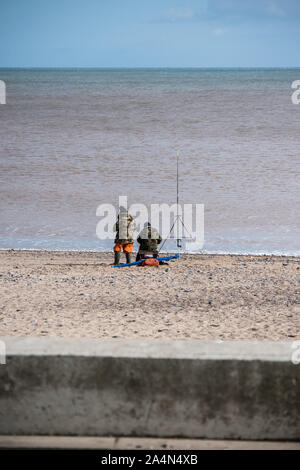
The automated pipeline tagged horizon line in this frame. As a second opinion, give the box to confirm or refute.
[1,66,300,70]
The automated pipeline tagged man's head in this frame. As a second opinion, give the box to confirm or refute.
[119,206,127,214]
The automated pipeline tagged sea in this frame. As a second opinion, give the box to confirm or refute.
[0,68,299,255]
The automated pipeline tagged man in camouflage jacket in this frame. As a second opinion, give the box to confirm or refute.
[113,207,136,265]
[136,222,162,261]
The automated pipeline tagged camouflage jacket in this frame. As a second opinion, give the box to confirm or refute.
[137,226,162,252]
[114,213,136,244]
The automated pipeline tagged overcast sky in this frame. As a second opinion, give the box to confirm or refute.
[1,0,300,67]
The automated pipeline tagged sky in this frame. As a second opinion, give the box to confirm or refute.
[1,0,300,67]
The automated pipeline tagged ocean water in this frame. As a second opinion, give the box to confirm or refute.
[0,68,299,255]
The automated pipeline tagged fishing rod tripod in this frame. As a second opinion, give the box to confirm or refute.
[159,151,194,252]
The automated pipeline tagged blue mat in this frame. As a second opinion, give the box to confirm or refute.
[113,253,179,268]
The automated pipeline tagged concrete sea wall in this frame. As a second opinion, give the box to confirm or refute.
[0,338,299,440]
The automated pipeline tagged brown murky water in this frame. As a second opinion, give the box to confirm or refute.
[0,68,299,254]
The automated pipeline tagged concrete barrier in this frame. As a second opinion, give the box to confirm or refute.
[0,337,299,440]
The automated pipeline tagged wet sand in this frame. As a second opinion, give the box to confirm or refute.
[0,250,299,340]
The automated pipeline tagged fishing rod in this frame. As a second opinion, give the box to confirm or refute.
[159,151,182,252]
[159,151,195,253]
[176,151,182,248]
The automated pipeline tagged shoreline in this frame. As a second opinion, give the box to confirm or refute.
[1,248,300,259]
[0,250,299,340]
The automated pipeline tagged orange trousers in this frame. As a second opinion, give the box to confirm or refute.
[113,243,133,253]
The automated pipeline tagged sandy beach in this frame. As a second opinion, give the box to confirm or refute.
[0,250,299,340]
